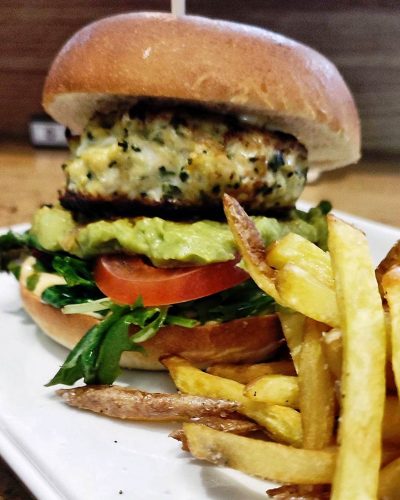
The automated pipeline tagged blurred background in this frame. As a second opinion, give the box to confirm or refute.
[1,0,400,153]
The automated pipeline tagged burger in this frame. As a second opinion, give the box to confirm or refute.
[0,13,359,385]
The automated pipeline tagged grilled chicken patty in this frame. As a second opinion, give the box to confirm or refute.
[61,105,308,218]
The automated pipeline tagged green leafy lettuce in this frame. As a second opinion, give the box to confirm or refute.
[171,280,275,323]
[41,255,104,308]
[46,299,196,386]
[0,230,35,277]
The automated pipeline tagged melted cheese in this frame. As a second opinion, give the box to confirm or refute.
[20,257,66,297]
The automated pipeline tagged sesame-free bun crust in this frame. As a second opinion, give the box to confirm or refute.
[21,286,282,370]
[43,12,360,172]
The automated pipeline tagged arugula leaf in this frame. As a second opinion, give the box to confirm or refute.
[52,255,95,287]
[46,305,129,386]
[7,261,22,279]
[165,315,199,328]
[46,301,178,386]
[26,273,40,292]
[95,315,144,384]
[41,284,104,308]
[130,307,168,343]
[62,297,112,315]
[0,230,32,272]
[0,230,32,249]
[172,280,275,324]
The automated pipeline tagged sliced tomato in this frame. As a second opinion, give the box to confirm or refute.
[94,255,249,306]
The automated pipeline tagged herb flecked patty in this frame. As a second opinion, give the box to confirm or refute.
[61,106,308,218]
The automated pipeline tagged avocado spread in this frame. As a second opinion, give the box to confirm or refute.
[31,205,328,267]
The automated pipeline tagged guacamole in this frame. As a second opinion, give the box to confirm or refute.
[31,205,328,267]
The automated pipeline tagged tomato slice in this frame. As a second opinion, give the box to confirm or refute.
[94,255,249,306]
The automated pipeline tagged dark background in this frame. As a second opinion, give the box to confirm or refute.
[1,0,400,152]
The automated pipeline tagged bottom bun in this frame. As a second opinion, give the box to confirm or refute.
[21,286,282,370]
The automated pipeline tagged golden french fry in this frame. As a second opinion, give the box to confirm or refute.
[276,264,340,327]
[321,329,397,394]
[382,396,400,445]
[378,456,400,500]
[223,194,280,301]
[251,405,302,448]
[375,239,400,294]
[57,385,239,421]
[244,374,299,408]
[170,416,261,451]
[328,215,386,500]
[163,356,302,447]
[183,423,335,484]
[267,484,331,499]
[207,360,296,384]
[299,319,335,450]
[223,195,339,327]
[278,311,305,372]
[381,446,400,468]
[235,387,400,442]
[321,328,343,380]
[386,363,398,394]
[382,266,400,396]
[267,232,334,288]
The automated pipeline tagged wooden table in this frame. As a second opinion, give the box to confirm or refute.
[0,141,399,499]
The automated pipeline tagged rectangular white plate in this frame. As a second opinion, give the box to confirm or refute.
[0,208,399,500]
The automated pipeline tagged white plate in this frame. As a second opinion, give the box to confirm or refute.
[0,209,399,500]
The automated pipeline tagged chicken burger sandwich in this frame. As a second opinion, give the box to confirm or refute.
[0,13,360,385]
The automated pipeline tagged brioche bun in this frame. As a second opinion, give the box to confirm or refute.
[21,285,282,370]
[43,12,360,173]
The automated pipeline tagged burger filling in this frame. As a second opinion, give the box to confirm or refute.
[0,103,331,387]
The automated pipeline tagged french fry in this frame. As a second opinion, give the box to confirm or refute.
[276,264,340,327]
[267,232,334,288]
[378,456,400,499]
[183,423,335,484]
[207,360,296,383]
[244,374,299,408]
[163,356,302,447]
[321,328,343,380]
[170,417,261,451]
[175,430,400,465]
[321,329,397,393]
[223,194,340,327]
[223,193,280,301]
[186,416,261,434]
[386,363,398,394]
[328,215,386,500]
[381,446,400,467]
[57,385,239,421]
[375,240,400,295]
[382,396,400,445]
[267,484,331,499]
[382,266,400,396]
[237,385,400,441]
[298,319,335,450]
[277,311,305,372]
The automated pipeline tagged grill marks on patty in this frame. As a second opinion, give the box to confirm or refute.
[59,190,299,221]
[61,106,308,218]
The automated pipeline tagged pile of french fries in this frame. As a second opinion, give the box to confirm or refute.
[59,194,400,499]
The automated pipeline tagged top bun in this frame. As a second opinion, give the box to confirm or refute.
[43,12,360,171]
